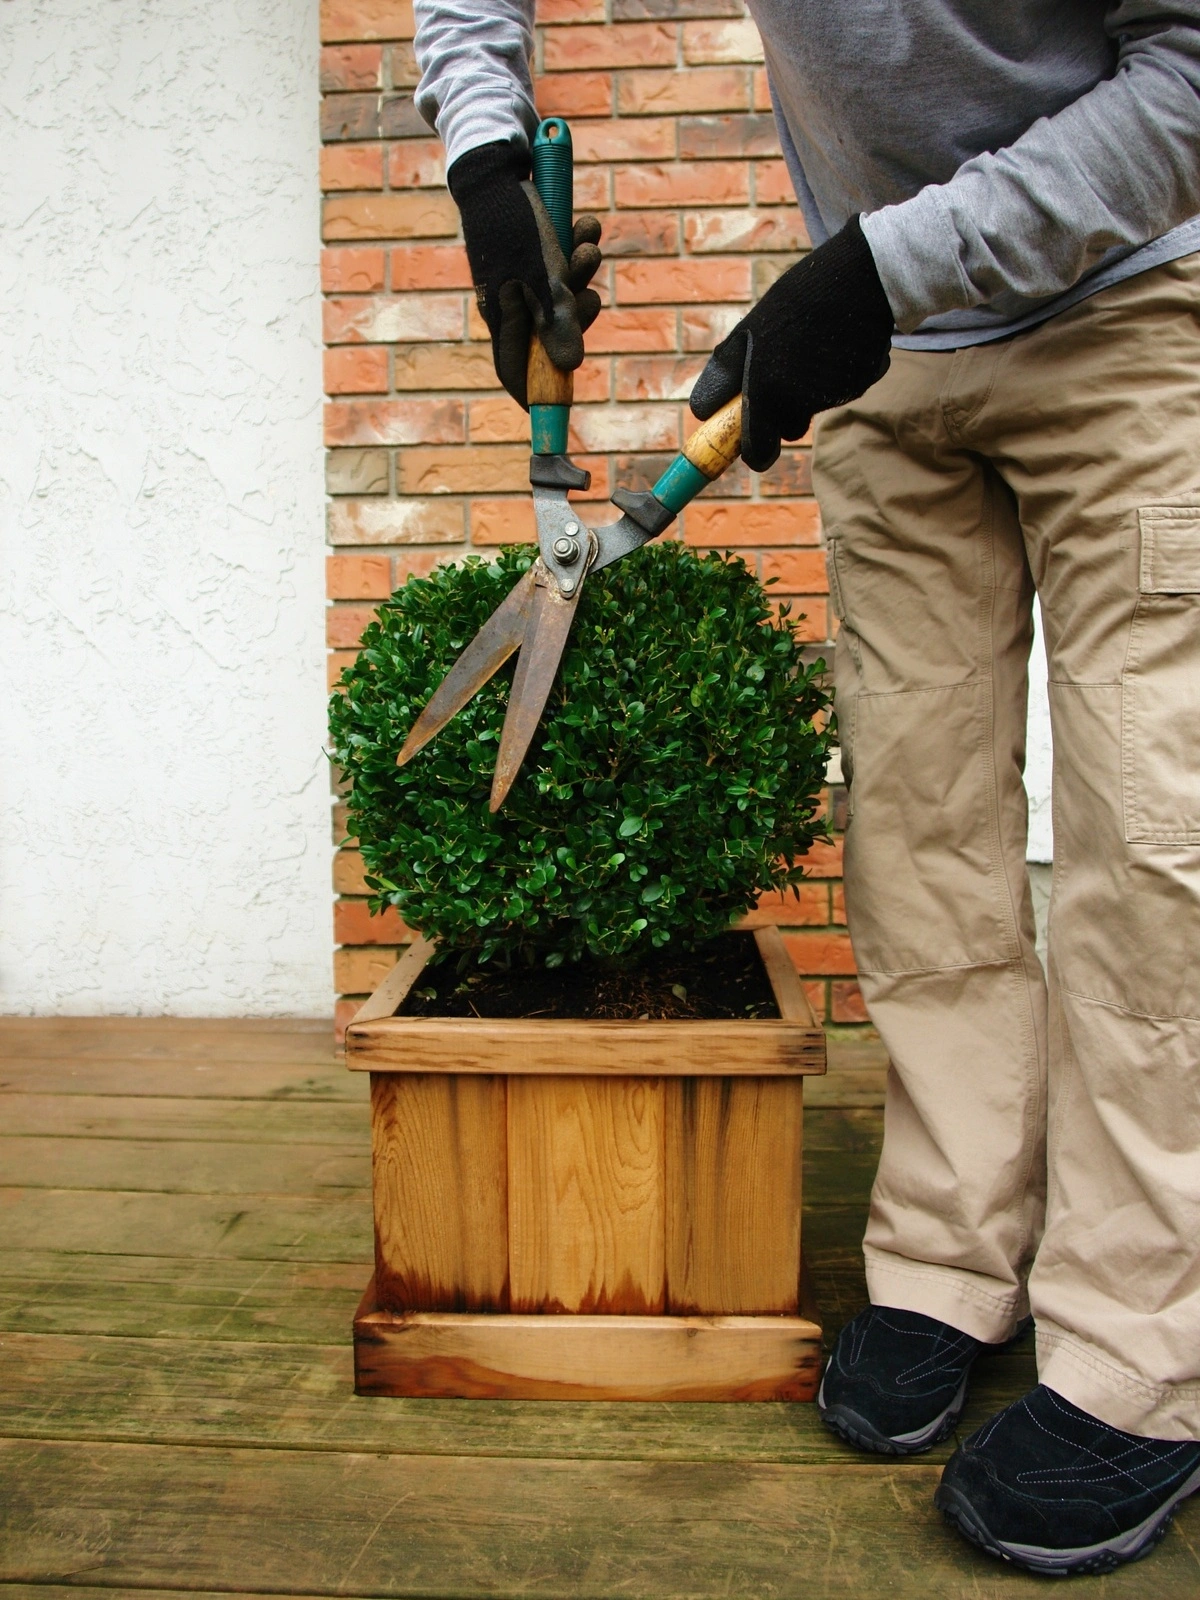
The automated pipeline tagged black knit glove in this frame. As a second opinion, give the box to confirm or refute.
[690,216,894,472]
[447,140,603,410]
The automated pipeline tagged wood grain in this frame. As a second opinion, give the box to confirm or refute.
[355,1291,820,1402]
[507,1077,665,1314]
[665,1078,803,1315]
[370,1073,508,1312]
[347,1017,825,1075]
[526,335,574,408]
[351,935,435,1024]
[754,925,820,1026]
[682,395,742,480]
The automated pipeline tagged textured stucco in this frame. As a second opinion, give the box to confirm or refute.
[0,0,331,1014]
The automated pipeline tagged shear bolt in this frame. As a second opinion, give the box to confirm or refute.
[552,534,581,563]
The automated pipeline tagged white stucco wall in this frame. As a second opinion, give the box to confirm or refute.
[0,0,331,1015]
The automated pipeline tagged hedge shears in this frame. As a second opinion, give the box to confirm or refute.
[397,116,744,811]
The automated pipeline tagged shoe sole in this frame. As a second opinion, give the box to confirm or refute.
[935,1461,1200,1577]
[818,1367,970,1457]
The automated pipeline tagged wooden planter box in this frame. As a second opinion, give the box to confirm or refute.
[345,925,826,1401]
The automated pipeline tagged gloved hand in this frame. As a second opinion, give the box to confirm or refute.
[689,216,894,472]
[447,140,603,410]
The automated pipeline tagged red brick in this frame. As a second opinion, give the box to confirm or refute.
[614,257,752,305]
[753,66,772,111]
[321,247,386,293]
[537,0,606,18]
[334,945,404,998]
[597,209,680,257]
[685,501,821,548]
[469,396,531,444]
[324,398,465,447]
[327,498,466,546]
[333,849,369,895]
[618,68,751,117]
[573,118,677,164]
[678,113,780,159]
[322,192,458,242]
[682,18,764,64]
[389,40,419,88]
[392,342,497,390]
[320,44,383,90]
[574,357,612,402]
[797,835,843,878]
[739,883,829,927]
[323,346,389,395]
[321,94,380,143]
[334,996,362,1043]
[327,603,379,648]
[614,354,706,401]
[684,208,808,253]
[387,139,446,189]
[803,979,829,1021]
[759,450,813,497]
[831,981,869,1024]
[782,930,856,976]
[390,244,472,291]
[320,144,384,192]
[681,304,743,350]
[394,548,459,582]
[615,161,749,208]
[470,498,537,546]
[571,402,679,453]
[832,884,847,925]
[397,445,529,494]
[754,160,794,205]
[327,554,392,600]
[543,23,676,70]
[784,598,830,642]
[327,650,358,691]
[760,546,829,587]
[535,72,613,119]
[574,166,612,209]
[584,308,677,352]
[324,293,463,343]
[613,0,743,13]
[320,0,414,43]
[335,898,412,944]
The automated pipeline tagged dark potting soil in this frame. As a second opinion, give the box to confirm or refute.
[401,934,779,1022]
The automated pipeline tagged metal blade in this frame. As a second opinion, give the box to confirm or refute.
[489,568,583,812]
[396,566,538,767]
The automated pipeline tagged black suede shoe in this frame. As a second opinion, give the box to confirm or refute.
[818,1305,1025,1455]
[936,1385,1200,1575]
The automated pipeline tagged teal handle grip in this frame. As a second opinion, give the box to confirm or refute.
[651,456,711,515]
[531,117,574,262]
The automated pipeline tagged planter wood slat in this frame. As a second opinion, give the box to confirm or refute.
[347,926,826,1400]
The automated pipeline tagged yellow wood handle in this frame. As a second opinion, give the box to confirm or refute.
[527,336,573,408]
[682,396,742,481]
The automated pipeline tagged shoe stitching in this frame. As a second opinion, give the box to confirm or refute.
[1001,1391,1200,1497]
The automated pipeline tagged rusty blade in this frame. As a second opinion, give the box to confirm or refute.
[489,568,583,812]
[396,565,537,767]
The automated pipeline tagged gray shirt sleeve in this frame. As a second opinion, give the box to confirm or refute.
[862,1,1200,332]
[413,0,539,170]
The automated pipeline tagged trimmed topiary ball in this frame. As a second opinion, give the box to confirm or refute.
[330,541,831,967]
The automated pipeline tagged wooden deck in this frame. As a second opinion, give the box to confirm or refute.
[1,1017,1198,1597]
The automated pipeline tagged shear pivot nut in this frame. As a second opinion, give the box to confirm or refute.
[552,534,581,563]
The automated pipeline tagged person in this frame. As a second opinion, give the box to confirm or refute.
[411,0,1200,1574]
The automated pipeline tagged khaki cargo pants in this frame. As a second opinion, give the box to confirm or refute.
[813,254,1200,1439]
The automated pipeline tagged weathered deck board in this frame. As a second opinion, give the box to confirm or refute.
[2,1017,1190,1599]
[0,1329,1035,1465]
[4,1439,1200,1597]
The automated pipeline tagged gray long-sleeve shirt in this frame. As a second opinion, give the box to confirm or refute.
[413,1,1200,349]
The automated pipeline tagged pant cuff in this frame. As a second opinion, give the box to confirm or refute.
[1037,1324,1200,1440]
[864,1253,1026,1345]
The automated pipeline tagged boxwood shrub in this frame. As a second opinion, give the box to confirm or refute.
[330,541,831,967]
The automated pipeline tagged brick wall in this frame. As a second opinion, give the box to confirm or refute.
[321,0,862,1038]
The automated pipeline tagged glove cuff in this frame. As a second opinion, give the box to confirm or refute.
[447,140,530,206]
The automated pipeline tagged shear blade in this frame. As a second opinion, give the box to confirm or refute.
[490,571,582,812]
[396,566,537,767]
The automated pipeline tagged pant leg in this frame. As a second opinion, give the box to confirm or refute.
[813,349,1048,1344]
[975,255,1200,1438]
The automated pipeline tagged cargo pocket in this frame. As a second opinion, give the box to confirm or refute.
[1122,505,1200,843]
[824,534,859,805]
